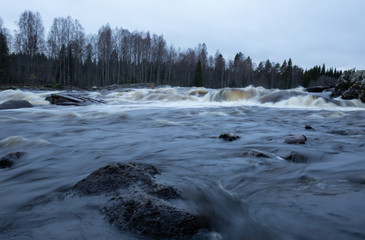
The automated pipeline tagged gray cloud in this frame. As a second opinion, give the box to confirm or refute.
[1,0,364,70]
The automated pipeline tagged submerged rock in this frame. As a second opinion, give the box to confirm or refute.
[218,133,240,142]
[242,150,270,158]
[305,125,314,130]
[0,100,33,110]
[283,134,307,144]
[45,93,105,106]
[345,176,365,185]
[73,162,210,238]
[0,152,26,168]
[280,151,310,163]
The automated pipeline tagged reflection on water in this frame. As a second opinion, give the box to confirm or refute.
[1,87,365,239]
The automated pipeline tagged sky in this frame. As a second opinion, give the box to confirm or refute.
[1,0,364,70]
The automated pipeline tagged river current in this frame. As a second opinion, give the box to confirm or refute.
[0,86,365,240]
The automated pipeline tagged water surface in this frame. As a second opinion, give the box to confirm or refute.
[1,87,365,239]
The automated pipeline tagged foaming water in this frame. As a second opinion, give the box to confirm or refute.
[99,86,365,110]
[0,136,51,147]
[1,87,365,240]
[1,86,365,110]
[0,89,56,105]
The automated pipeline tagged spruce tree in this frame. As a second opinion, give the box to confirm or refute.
[321,64,326,75]
[0,32,10,84]
[193,60,203,87]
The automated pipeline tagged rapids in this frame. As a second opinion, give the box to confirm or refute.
[1,86,365,239]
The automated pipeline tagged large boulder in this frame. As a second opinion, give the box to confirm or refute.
[104,194,208,239]
[73,162,210,239]
[45,93,105,106]
[73,162,159,195]
[0,100,33,110]
[331,70,365,102]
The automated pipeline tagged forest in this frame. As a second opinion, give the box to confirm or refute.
[0,10,343,89]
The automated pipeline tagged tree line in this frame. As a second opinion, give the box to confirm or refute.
[0,11,342,89]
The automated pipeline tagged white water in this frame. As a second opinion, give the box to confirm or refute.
[1,86,365,240]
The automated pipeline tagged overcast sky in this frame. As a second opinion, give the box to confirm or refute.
[1,0,364,70]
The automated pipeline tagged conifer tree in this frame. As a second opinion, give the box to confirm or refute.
[321,64,326,75]
[193,59,203,87]
[0,32,10,83]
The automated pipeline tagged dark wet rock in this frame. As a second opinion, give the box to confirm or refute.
[219,133,240,142]
[73,162,159,195]
[280,151,309,163]
[0,100,33,110]
[331,70,365,102]
[73,162,210,238]
[305,125,314,130]
[45,93,105,106]
[306,86,334,93]
[283,134,307,144]
[242,150,270,158]
[148,184,181,200]
[345,176,365,184]
[105,194,209,239]
[297,175,317,184]
[0,152,26,168]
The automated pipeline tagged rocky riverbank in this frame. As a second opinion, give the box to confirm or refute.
[306,69,365,102]
[331,70,365,102]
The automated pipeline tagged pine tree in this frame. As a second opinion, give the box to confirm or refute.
[321,64,326,75]
[0,31,10,83]
[193,60,203,87]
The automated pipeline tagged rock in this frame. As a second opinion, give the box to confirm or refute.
[305,125,314,130]
[73,162,210,238]
[280,151,309,163]
[188,89,208,97]
[297,175,317,184]
[306,86,334,93]
[218,133,240,142]
[45,93,105,106]
[105,194,209,239]
[242,150,270,158]
[0,100,33,110]
[283,134,307,144]
[0,152,26,168]
[345,176,365,184]
[73,162,159,195]
[331,70,365,102]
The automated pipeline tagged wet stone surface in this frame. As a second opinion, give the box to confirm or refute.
[0,100,33,110]
[72,162,210,239]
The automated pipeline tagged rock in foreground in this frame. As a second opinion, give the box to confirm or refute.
[73,162,210,239]
[0,100,33,110]
[105,194,209,239]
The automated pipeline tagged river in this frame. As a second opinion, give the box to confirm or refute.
[1,86,365,239]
